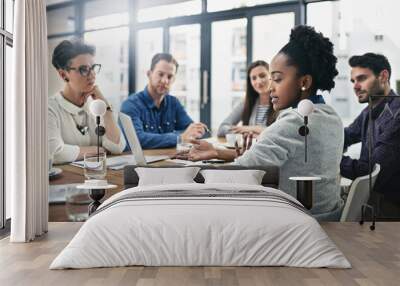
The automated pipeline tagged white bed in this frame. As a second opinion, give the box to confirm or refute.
[50,183,351,269]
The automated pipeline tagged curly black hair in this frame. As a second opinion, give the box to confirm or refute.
[349,53,391,80]
[52,39,95,70]
[279,25,338,92]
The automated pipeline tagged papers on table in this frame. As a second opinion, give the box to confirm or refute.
[49,183,81,204]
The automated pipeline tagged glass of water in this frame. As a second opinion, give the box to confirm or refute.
[65,187,90,222]
[84,151,107,180]
[176,134,192,152]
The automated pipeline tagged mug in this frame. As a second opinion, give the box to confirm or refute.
[226,133,241,147]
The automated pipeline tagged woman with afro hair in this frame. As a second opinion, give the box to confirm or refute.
[179,25,344,220]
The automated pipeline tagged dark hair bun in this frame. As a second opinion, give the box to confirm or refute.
[52,39,95,70]
[281,25,338,92]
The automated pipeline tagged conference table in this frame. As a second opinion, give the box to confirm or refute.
[49,142,354,222]
[49,147,179,222]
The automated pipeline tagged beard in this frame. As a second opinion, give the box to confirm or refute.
[149,81,169,97]
[359,80,385,104]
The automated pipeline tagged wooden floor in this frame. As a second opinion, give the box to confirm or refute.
[0,222,399,286]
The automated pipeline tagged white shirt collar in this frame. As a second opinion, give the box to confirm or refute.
[55,92,88,115]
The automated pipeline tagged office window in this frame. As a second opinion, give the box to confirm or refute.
[169,24,201,122]
[308,0,400,125]
[137,0,201,23]
[2,0,14,228]
[46,0,73,5]
[5,44,11,220]
[207,0,291,12]
[252,12,294,63]
[0,39,4,228]
[47,6,75,35]
[135,28,163,92]
[211,18,247,131]
[85,27,129,113]
[5,0,14,33]
[84,0,129,30]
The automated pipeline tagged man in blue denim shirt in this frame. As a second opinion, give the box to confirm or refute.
[341,53,400,218]
[121,53,207,149]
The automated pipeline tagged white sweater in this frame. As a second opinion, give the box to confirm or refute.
[235,104,344,218]
[48,93,126,164]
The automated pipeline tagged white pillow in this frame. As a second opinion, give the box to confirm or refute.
[200,169,266,185]
[136,167,201,186]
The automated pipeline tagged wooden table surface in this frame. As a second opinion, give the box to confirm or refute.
[49,138,352,222]
[1,222,399,286]
[49,148,179,222]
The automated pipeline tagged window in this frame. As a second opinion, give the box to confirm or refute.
[5,0,14,33]
[4,44,11,221]
[84,0,129,30]
[207,0,291,12]
[169,24,201,122]
[137,0,201,23]
[1,0,14,229]
[47,6,75,35]
[46,0,73,5]
[211,18,247,131]
[307,0,400,125]
[84,27,129,113]
[135,28,163,92]
[252,12,294,63]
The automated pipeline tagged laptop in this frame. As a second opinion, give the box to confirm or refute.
[119,112,170,165]
[71,113,169,170]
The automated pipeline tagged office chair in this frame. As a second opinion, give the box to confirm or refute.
[340,164,381,229]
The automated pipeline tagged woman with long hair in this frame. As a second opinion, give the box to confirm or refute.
[217,60,278,137]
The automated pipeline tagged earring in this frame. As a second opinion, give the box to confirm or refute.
[64,78,69,82]
[301,86,306,91]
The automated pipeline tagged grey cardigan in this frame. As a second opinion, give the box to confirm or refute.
[217,99,265,137]
[235,104,344,220]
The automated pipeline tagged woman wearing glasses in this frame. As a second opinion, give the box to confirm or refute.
[49,39,126,164]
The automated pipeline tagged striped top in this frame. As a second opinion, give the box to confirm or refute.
[255,105,271,126]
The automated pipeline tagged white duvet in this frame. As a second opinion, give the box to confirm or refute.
[50,183,351,269]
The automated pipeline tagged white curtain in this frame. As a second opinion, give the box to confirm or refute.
[7,0,48,242]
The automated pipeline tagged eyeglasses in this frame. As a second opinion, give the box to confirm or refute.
[67,64,101,77]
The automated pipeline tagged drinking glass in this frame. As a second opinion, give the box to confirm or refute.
[176,135,192,152]
[84,151,107,180]
[65,187,90,222]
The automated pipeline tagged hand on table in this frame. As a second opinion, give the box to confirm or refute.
[230,125,264,135]
[235,133,254,157]
[181,122,208,141]
[173,139,218,161]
